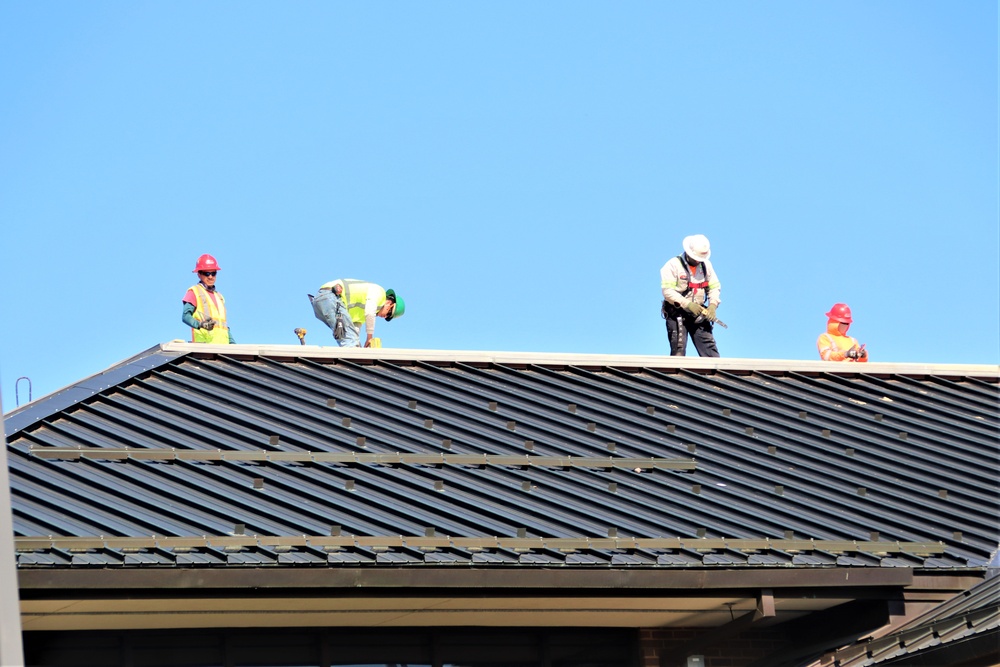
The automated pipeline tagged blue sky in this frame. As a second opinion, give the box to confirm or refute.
[1,1,997,408]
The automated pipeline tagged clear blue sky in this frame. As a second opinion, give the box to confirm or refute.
[1,1,997,408]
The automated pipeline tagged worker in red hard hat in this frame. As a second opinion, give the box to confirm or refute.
[660,234,722,357]
[817,303,867,362]
[182,254,235,344]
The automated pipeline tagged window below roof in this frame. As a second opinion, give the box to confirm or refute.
[23,627,635,667]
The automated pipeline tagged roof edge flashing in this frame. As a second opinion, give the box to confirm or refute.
[159,342,1000,378]
[3,343,184,433]
[5,341,996,434]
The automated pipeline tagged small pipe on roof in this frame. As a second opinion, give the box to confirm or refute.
[15,376,31,406]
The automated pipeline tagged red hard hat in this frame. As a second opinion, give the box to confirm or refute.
[193,254,221,273]
[825,303,853,324]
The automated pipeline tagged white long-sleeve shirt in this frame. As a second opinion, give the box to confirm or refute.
[660,256,721,307]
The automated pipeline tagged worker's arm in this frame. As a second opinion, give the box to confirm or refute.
[182,302,200,329]
[704,260,722,307]
[660,259,687,306]
[818,333,847,361]
[363,294,379,345]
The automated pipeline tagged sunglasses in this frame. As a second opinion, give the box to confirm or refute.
[199,271,217,277]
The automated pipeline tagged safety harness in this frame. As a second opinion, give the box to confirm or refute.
[677,254,709,305]
[661,255,709,320]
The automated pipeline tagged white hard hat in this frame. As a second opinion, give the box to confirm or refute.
[682,234,711,262]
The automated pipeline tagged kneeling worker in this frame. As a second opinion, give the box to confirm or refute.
[310,279,405,348]
[817,303,868,362]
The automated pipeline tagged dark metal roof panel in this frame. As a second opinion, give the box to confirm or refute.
[832,574,1000,665]
[6,346,999,571]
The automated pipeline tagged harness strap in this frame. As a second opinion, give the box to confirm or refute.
[677,255,709,305]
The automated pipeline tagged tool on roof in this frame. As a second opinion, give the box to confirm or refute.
[294,328,307,345]
[846,343,867,360]
[695,313,729,329]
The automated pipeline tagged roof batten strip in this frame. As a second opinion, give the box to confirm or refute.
[27,446,697,470]
[13,535,947,555]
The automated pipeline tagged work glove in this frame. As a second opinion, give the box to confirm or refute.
[704,304,717,322]
[200,318,216,331]
[845,346,860,360]
[685,301,705,317]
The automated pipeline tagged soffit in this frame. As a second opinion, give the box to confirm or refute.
[18,593,845,632]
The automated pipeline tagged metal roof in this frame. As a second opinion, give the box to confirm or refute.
[6,343,999,570]
[830,571,1000,665]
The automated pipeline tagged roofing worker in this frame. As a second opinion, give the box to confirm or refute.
[818,303,868,362]
[660,234,722,357]
[182,254,234,344]
[310,279,404,348]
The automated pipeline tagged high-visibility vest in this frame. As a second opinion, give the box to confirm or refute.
[817,331,867,362]
[319,279,386,325]
[189,284,230,344]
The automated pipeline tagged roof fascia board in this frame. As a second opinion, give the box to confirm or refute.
[20,566,914,592]
[161,342,1000,379]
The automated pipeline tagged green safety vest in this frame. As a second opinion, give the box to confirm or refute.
[189,284,230,344]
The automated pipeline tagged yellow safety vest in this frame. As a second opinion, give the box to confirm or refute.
[189,284,230,344]
[319,279,386,325]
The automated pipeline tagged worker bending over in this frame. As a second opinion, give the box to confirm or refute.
[818,303,868,362]
[182,254,234,344]
[660,234,722,357]
[310,279,405,347]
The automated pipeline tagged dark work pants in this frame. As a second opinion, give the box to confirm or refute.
[664,306,720,357]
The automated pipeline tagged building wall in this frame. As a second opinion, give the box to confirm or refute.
[639,627,790,667]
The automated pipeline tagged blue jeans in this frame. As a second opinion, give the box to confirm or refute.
[311,291,360,347]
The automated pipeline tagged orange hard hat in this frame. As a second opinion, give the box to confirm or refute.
[193,254,221,273]
[825,303,853,324]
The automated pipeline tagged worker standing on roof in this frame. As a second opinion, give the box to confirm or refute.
[818,303,868,362]
[182,254,234,344]
[660,234,722,357]
[309,279,405,347]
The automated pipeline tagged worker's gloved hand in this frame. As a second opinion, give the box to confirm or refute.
[845,347,860,359]
[201,318,216,331]
[858,346,868,359]
[685,302,704,317]
[705,304,717,322]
